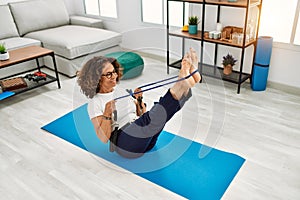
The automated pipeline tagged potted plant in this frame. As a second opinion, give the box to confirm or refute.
[0,43,9,61]
[222,53,237,75]
[188,16,200,35]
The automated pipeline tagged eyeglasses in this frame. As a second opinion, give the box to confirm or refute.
[102,70,117,79]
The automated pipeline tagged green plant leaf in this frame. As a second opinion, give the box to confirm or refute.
[188,16,199,25]
[0,43,7,53]
[222,53,237,66]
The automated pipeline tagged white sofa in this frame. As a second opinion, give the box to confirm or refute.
[0,0,122,77]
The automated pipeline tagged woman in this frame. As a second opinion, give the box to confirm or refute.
[77,49,201,158]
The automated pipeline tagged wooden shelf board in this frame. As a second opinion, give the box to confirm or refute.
[169,29,256,48]
[169,60,251,84]
[170,0,261,8]
[0,46,53,69]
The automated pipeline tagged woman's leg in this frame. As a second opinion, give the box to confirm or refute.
[115,49,201,158]
[116,89,192,158]
[145,89,193,152]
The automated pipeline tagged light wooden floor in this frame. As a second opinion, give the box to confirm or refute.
[1,56,300,200]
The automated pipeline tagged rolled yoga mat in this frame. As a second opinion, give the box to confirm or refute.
[251,36,273,91]
[41,104,245,200]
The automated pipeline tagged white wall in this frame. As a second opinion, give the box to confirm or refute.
[268,46,300,87]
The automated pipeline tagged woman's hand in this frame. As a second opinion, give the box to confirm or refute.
[133,87,143,99]
[134,88,146,116]
[103,100,116,118]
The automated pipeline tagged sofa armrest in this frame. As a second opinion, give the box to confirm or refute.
[70,16,104,29]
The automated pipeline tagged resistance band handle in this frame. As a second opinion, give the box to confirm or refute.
[126,89,135,98]
[137,96,143,108]
[113,110,117,121]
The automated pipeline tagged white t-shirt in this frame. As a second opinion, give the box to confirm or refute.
[87,86,137,128]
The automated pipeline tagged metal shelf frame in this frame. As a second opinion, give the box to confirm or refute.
[166,0,263,93]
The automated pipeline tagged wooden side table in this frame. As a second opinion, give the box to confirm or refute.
[0,46,61,100]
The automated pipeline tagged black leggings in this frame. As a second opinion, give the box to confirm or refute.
[115,89,192,158]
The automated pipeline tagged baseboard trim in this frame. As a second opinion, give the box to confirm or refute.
[268,81,300,95]
[121,48,166,63]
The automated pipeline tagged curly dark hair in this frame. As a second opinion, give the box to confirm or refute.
[77,56,123,98]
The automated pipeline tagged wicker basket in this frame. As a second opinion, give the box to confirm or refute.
[0,77,27,91]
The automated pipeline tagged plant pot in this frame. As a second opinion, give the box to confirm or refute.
[188,25,198,35]
[0,52,9,61]
[223,64,233,75]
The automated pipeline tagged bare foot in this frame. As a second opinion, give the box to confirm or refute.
[170,49,202,100]
[190,48,199,68]
[169,56,195,100]
[181,55,196,88]
[188,48,201,83]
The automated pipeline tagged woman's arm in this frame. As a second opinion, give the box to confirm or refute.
[91,100,115,143]
[91,116,112,143]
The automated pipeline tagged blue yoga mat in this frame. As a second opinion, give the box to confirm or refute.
[0,91,15,100]
[42,104,245,200]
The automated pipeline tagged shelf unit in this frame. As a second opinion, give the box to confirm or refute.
[166,0,263,93]
[0,70,58,100]
[0,46,60,100]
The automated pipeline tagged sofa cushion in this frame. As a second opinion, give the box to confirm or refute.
[70,16,104,29]
[0,5,19,39]
[25,25,122,59]
[9,0,69,36]
[43,45,121,77]
[0,37,41,51]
